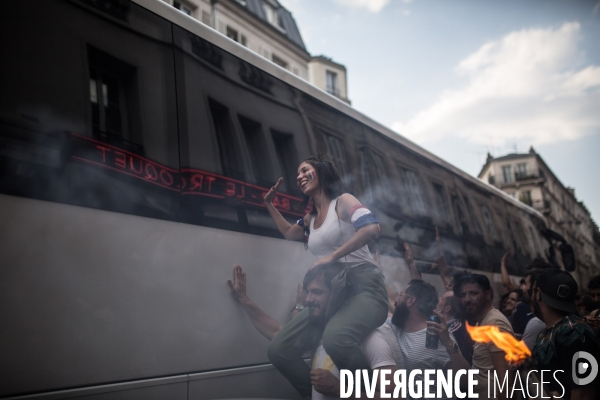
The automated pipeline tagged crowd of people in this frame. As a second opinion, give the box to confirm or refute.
[226,155,600,399]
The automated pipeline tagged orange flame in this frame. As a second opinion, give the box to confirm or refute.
[466,322,531,363]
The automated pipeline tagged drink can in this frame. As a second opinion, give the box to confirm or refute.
[426,315,441,349]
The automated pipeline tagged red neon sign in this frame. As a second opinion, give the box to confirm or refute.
[70,133,307,217]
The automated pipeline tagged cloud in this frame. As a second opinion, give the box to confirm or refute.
[330,0,391,13]
[392,22,600,146]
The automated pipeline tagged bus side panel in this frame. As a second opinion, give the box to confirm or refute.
[188,368,303,400]
[0,194,308,396]
[56,383,188,400]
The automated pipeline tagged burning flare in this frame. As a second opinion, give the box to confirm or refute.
[466,322,531,363]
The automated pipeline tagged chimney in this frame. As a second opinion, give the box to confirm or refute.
[529,146,536,154]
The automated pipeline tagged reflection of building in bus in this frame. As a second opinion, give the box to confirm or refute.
[162,0,351,103]
[479,148,600,286]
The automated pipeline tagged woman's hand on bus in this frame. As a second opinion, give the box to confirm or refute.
[263,178,283,204]
[227,264,247,301]
[309,254,336,271]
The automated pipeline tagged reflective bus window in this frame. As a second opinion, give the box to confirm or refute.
[272,130,300,196]
[238,115,271,187]
[208,98,245,180]
[88,46,141,152]
[0,0,180,221]
[432,183,449,223]
[173,25,310,235]
[480,204,499,242]
[323,133,348,178]
[360,147,390,202]
[402,168,427,216]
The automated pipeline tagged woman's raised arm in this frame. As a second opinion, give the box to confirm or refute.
[264,178,306,241]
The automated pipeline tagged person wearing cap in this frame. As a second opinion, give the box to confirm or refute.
[454,273,514,400]
[531,269,600,400]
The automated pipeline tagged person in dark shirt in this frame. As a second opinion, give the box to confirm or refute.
[531,269,600,400]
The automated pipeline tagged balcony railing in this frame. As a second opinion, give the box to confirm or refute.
[326,87,341,98]
[515,172,539,181]
[531,199,551,211]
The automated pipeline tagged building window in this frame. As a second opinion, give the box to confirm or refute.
[432,183,449,222]
[263,2,285,30]
[326,70,338,96]
[402,169,427,216]
[201,10,211,25]
[88,46,139,151]
[239,115,270,186]
[272,54,288,69]
[226,26,239,42]
[173,1,193,16]
[241,34,247,46]
[480,205,498,241]
[272,130,299,195]
[361,148,388,199]
[502,165,513,183]
[208,98,244,180]
[519,191,532,206]
[323,133,348,180]
[516,163,528,180]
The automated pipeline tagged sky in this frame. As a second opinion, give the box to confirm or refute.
[279,0,600,224]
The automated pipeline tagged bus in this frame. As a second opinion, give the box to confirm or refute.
[0,0,569,398]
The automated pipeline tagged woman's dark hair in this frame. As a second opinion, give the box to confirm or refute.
[299,155,346,215]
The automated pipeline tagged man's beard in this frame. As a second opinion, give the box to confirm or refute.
[391,301,409,329]
[308,303,326,325]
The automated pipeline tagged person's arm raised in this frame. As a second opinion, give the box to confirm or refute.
[435,227,451,287]
[403,242,421,280]
[500,251,516,292]
[227,265,282,340]
[264,178,305,241]
[310,193,380,269]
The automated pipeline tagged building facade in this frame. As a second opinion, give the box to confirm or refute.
[162,0,350,102]
[309,55,351,104]
[479,147,600,285]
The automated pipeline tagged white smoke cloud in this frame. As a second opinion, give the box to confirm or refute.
[392,22,600,146]
[330,0,391,13]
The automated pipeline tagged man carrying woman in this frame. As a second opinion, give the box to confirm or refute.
[264,155,389,397]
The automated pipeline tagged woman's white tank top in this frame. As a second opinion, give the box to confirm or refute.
[308,198,376,265]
